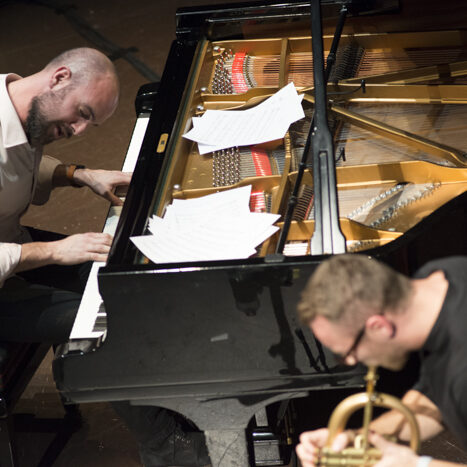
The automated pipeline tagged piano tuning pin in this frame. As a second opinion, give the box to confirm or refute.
[196,104,205,112]
[173,184,181,191]
[213,46,221,53]
[200,87,208,93]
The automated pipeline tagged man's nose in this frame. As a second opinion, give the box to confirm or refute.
[345,355,358,366]
[71,119,89,136]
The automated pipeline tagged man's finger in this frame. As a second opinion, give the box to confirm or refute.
[106,191,124,206]
[296,444,315,466]
[368,432,390,450]
[331,432,349,451]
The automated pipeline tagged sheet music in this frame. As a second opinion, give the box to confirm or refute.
[183,83,304,154]
[69,115,150,340]
[131,186,280,264]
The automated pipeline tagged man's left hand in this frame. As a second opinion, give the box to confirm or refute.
[73,168,132,205]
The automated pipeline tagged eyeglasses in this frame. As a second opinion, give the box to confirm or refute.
[338,327,366,363]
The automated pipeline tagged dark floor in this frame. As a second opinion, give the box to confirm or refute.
[2,0,467,465]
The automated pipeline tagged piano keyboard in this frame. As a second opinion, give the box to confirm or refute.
[69,115,150,340]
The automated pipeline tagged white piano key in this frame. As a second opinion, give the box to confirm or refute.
[69,115,150,340]
[122,116,150,172]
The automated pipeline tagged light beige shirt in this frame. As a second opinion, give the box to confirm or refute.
[0,73,60,285]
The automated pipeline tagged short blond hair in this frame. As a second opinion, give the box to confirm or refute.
[297,254,412,327]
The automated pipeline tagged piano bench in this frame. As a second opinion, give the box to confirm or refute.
[0,342,81,467]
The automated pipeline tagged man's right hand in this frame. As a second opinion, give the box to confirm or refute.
[296,428,352,467]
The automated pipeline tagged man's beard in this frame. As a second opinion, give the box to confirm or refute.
[25,95,53,149]
[25,88,68,148]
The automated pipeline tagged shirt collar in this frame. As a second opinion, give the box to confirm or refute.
[0,74,29,148]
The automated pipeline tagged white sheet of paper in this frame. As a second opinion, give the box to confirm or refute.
[165,185,252,226]
[183,83,305,154]
[132,185,279,264]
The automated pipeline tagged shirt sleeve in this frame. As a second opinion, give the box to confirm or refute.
[0,242,22,287]
[32,155,62,205]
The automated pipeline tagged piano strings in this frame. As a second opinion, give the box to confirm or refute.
[250,190,272,213]
[210,145,278,213]
[357,47,467,81]
[210,44,467,94]
[283,181,438,256]
[339,182,441,229]
[212,49,281,94]
[292,181,441,227]
[212,145,285,187]
[211,42,364,94]
[289,100,467,168]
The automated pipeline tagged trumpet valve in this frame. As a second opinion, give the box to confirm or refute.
[317,446,381,466]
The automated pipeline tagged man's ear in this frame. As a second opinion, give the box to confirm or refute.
[49,66,71,89]
[366,314,394,341]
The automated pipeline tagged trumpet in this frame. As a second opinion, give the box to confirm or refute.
[317,366,420,466]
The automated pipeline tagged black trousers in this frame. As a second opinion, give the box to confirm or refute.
[0,228,84,344]
[0,229,185,464]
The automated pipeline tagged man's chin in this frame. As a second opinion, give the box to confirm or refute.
[38,134,57,147]
[26,131,52,149]
[381,356,409,372]
[361,355,408,372]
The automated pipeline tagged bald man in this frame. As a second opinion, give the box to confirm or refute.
[0,48,211,467]
[0,47,130,342]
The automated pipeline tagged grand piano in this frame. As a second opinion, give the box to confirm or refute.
[53,1,467,465]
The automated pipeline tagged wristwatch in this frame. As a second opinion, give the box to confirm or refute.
[66,164,86,187]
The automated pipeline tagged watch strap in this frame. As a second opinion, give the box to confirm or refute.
[66,164,86,187]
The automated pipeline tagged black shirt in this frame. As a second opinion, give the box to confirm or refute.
[413,256,467,449]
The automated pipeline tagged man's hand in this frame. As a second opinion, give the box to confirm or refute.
[73,168,132,205]
[49,233,113,264]
[370,432,419,467]
[15,233,113,273]
[296,428,351,467]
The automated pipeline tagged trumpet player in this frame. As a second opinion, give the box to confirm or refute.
[296,254,467,467]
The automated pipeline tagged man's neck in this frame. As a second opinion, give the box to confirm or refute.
[7,72,44,126]
[396,271,448,350]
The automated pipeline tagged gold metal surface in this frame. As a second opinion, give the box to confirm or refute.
[156,133,169,153]
[318,366,420,466]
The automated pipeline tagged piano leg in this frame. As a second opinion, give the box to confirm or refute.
[141,391,308,466]
[204,430,248,466]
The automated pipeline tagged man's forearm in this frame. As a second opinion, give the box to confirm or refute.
[14,242,56,273]
[15,233,112,272]
[430,460,467,467]
[369,390,444,442]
